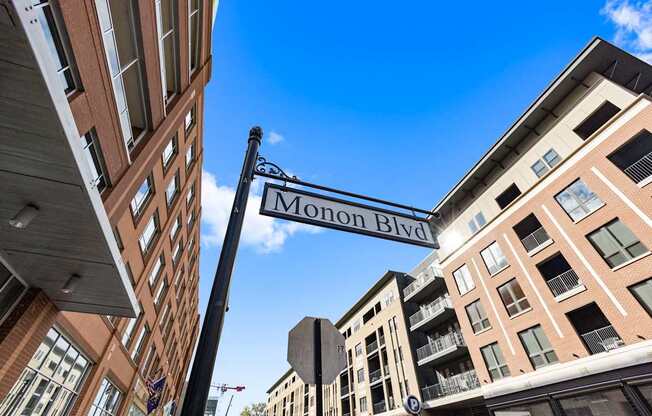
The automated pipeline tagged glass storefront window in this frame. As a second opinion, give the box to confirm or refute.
[559,388,637,416]
[0,328,90,416]
[494,401,555,416]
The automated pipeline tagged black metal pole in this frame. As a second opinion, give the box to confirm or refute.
[180,127,263,416]
[314,319,323,416]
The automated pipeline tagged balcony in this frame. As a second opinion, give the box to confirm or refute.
[420,371,480,402]
[514,214,551,254]
[0,2,138,317]
[403,266,444,302]
[409,296,454,332]
[520,226,551,253]
[581,325,625,354]
[369,369,382,384]
[416,331,466,366]
[608,130,652,186]
[340,384,349,396]
[366,340,378,355]
[546,269,583,298]
[372,401,386,414]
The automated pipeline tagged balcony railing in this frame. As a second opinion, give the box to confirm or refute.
[340,384,349,396]
[581,325,625,354]
[420,370,480,401]
[367,340,378,355]
[403,266,443,299]
[623,151,652,184]
[416,331,465,362]
[409,296,452,328]
[546,269,582,298]
[520,226,551,252]
[372,401,386,414]
[369,369,382,384]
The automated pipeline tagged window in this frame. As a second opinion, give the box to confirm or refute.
[172,238,183,266]
[496,183,522,210]
[155,0,178,106]
[88,378,122,416]
[170,215,181,241]
[148,255,164,287]
[185,104,196,131]
[493,402,555,416]
[187,209,196,231]
[467,212,487,234]
[518,326,558,369]
[480,242,509,275]
[95,0,148,152]
[186,182,195,206]
[162,136,178,169]
[355,343,363,357]
[587,219,648,268]
[0,262,28,325]
[498,279,530,317]
[153,279,168,307]
[131,175,154,218]
[138,212,160,254]
[130,324,149,362]
[359,397,367,413]
[165,172,180,206]
[574,101,621,140]
[188,0,201,75]
[630,278,652,317]
[121,305,142,348]
[531,148,561,178]
[453,264,475,295]
[559,388,636,416]
[555,179,603,221]
[607,129,652,185]
[34,1,79,94]
[466,300,490,333]
[513,214,550,253]
[186,141,196,168]
[480,343,510,381]
[81,130,108,192]
[353,320,361,333]
[0,328,90,416]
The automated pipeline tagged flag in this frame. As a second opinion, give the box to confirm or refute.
[146,376,166,415]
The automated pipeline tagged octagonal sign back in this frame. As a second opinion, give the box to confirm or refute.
[287,317,346,385]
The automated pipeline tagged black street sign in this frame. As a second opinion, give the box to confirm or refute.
[260,183,438,248]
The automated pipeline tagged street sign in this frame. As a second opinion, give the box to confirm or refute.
[403,395,422,415]
[287,317,346,385]
[260,183,438,249]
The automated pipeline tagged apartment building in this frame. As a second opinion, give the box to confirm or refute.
[266,272,420,416]
[267,37,652,416]
[426,37,652,415]
[0,0,213,414]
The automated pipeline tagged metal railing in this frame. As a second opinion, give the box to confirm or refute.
[340,384,349,396]
[546,269,582,297]
[366,340,378,354]
[402,266,443,299]
[369,369,382,384]
[520,226,550,252]
[372,401,386,414]
[420,370,480,401]
[623,151,652,184]
[416,331,465,362]
[581,325,625,354]
[409,296,452,328]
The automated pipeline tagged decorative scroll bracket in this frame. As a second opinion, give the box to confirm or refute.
[254,155,298,186]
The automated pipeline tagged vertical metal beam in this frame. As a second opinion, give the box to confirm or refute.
[315,319,323,416]
[180,127,263,416]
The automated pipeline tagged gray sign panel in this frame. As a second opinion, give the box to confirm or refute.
[260,183,438,249]
[287,317,346,385]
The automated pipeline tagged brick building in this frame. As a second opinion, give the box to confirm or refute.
[266,38,652,416]
[0,0,215,414]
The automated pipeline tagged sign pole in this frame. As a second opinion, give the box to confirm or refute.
[314,319,323,416]
[180,127,263,416]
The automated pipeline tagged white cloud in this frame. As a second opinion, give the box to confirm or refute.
[201,170,319,253]
[602,0,652,61]
[267,131,285,145]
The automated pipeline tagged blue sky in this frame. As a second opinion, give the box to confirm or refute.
[197,1,652,414]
